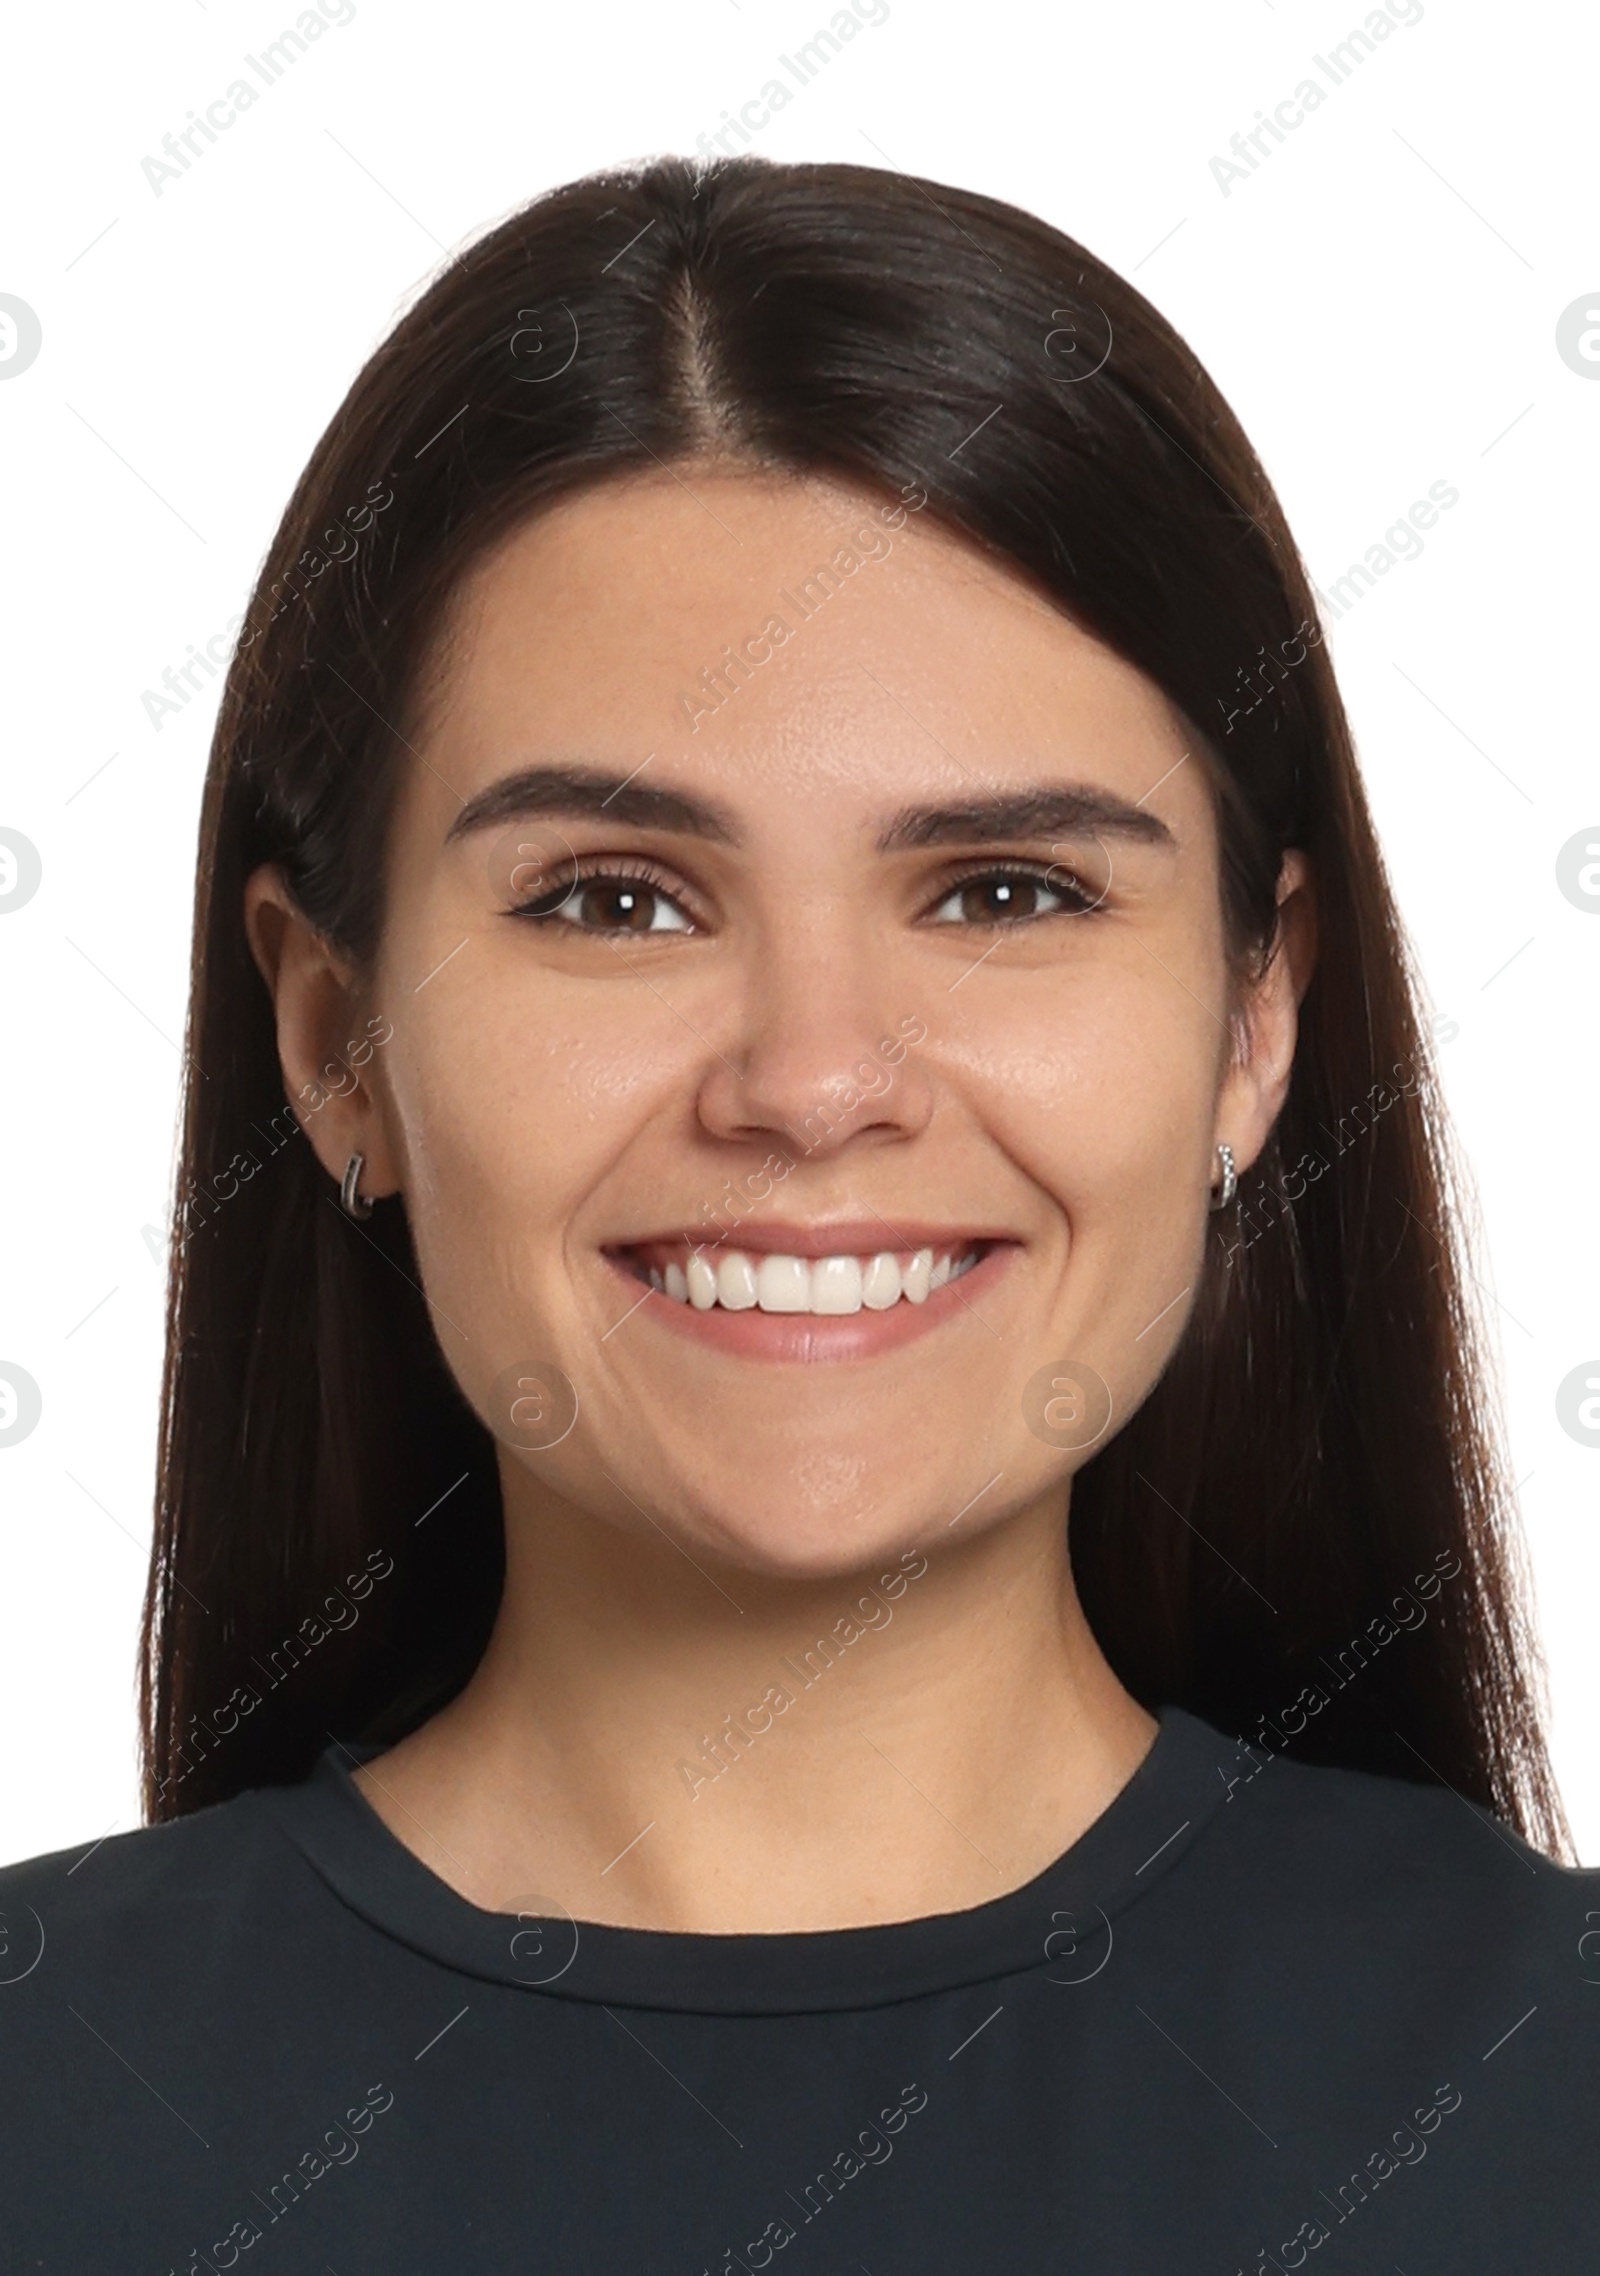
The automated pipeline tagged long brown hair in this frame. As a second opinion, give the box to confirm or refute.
[140,153,1571,1860]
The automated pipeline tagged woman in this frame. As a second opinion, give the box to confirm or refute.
[3,154,1595,2268]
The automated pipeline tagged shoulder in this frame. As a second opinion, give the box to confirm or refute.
[1228,1735,1590,1875]
[0,1782,300,1980]
[0,1782,289,1897]
[1184,1726,1600,1994]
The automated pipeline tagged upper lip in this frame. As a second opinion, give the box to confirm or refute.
[609,1221,1014,1258]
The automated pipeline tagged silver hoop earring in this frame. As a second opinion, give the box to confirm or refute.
[1209,1141,1237,1213]
[340,1152,374,1220]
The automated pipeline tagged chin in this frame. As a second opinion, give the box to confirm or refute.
[618,1461,940,1585]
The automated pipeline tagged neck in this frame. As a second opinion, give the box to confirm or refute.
[352,1469,1159,1933]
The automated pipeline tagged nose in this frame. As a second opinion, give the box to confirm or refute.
[694,921,933,1162]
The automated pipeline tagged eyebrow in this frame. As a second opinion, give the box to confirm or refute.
[874,785,1177,853]
[443,763,1178,854]
[444,764,741,845]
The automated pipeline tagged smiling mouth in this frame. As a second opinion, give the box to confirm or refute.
[610,1239,994,1317]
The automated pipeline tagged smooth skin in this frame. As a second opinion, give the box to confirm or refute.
[245,461,1314,1934]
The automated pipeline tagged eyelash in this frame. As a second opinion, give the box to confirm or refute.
[506,856,691,928]
[929,858,1106,924]
[504,855,1107,932]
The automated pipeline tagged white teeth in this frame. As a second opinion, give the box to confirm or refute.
[648,1244,978,1313]
[716,1252,759,1310]
[861,1252,901,1310]
[810,1255,863,1315]
[756,1253,810,1312]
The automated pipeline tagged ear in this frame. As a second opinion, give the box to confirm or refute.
[1214,849,1317,1179]
[242,864,403,1200]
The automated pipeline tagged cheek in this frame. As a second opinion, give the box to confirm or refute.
[947,954,1222,1198]
[377,971,677,1290]
[944,951,1222,1374]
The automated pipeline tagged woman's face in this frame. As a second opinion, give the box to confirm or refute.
[257,463,1305,1579]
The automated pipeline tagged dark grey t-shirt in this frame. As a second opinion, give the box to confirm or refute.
[2,1703,1596,2272]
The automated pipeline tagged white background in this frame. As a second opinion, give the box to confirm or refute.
[2,0,1596,1867]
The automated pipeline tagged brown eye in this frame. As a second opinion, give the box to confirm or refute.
[513,868,693,933]
[570,881,663,931]
[926,867,1096,925]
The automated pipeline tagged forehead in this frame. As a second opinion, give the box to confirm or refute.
[402,462,1207,839]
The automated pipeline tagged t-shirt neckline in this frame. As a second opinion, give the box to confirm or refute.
[257,1702,1229,2015]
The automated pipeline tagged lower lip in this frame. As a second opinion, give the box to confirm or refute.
[604,1245,1017,1362]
